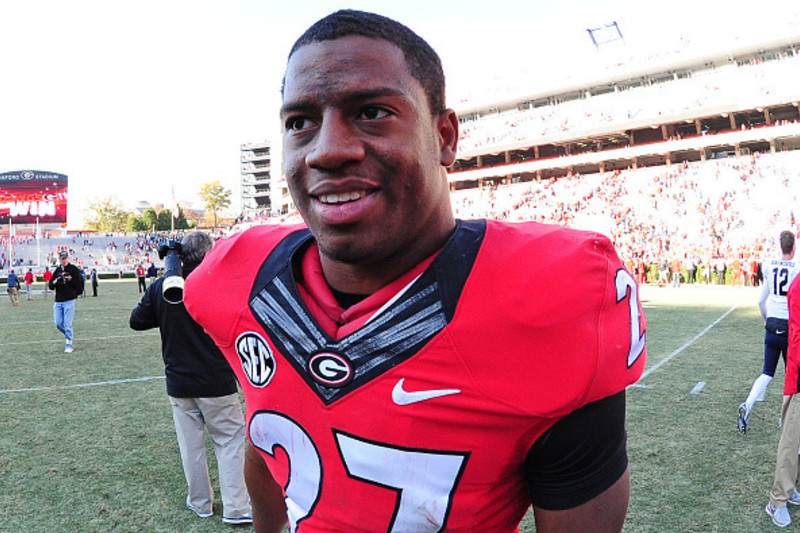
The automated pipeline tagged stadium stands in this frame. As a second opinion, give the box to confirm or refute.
[1,233,173,276]
[451,150,800,281]
[5,32,800,287]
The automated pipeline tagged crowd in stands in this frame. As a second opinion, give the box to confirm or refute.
[456,52,800,153]
[450,150,800,284]
[2,232,177,275]
[223,150,800,286]
[4,150,799,286]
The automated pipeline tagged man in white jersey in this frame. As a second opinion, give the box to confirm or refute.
[739,230,799,434]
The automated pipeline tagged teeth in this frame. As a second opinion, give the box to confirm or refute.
[318,190,366,204]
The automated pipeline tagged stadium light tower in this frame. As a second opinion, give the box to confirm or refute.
[586,21,625,50]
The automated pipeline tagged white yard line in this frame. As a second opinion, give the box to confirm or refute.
[4,314,134,327]
[690,381,707,394]
[0,375,164,395]
[1,332,157,346]
[640,305,738,381]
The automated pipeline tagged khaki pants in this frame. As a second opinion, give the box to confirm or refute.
[770,394,800,507]
[7,287,20,305]
[169,394,251,519]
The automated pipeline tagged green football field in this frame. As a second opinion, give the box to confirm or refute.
[0,280,784,532]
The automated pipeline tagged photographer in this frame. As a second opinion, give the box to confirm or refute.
[129,232,251,524]
[49,250,83,353]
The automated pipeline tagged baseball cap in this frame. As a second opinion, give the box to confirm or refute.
[59,250,69,258]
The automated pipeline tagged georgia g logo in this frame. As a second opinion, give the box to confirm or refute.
[308,352,352,387]
[235,332,275,388]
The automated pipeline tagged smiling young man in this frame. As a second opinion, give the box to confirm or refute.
[185,10,646,533]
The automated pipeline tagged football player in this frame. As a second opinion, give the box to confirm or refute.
[739,230,799,434]
[185,10,646,532]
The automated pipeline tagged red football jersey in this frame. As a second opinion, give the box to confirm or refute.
[786,278,800,395]
[185,219,646,532]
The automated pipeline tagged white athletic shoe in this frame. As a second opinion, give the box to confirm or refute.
[222,514,253,525]
[766,503,791,527]
[64,342,74,354]
[737,403,748,435]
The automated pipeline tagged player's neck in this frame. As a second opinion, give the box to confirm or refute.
[320,222,456,296]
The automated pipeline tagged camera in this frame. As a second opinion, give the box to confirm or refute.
[157,238,183,304]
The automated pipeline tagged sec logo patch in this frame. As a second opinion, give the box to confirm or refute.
[235,332,275,388]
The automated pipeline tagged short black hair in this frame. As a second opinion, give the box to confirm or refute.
[285,9,446,114]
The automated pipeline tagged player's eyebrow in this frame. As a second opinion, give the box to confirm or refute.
[280,86,410,117]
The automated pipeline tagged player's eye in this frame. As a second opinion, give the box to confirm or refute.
[358,106,390,120]
[286,116,312,132]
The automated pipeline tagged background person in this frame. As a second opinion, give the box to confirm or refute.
[49,250,83,353]
[766,274,800,527]
[42,266,52,298]
[24,268,34,301]
[136,263,146,293]
[7,269,20,307]
[739,230,799,434]
[185,10,645,533]
[147,261,158,286]
[129,231,251,525]
[91,268,98,297]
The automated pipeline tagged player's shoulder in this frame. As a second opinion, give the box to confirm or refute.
[454,220,640,415]
[485,218,614,248]
[223,222,306,246]
[185,224,308,321]
[480,219,619,276]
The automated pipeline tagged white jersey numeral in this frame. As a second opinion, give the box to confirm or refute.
[249,412,321,533]
[249,412,468,532]
[335,431,467,532]
[615,269,646,368]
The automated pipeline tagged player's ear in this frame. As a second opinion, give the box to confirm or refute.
[437,109,459,167]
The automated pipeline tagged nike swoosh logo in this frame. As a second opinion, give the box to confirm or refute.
[391,378,460,406]
[777,330,786,335]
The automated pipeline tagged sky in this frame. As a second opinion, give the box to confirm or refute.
[1,0,798,229]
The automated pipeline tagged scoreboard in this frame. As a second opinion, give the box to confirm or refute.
[0,170,67,223]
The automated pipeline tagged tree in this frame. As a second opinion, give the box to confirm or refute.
[174,206,190,230]
[125,213,148,232]
[84,197,128,232]
[156,209,173,231]
[142,208,158,231]
[198,180,231,229]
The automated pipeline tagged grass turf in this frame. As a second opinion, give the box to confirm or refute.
[0,281,783,531]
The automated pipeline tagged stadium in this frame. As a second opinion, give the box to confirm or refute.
[4,11,800,533]
[444,24,800,284]
[234,23,800,291]
[4,23,800,283]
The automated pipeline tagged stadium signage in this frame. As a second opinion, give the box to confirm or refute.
[0,170,68,223]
